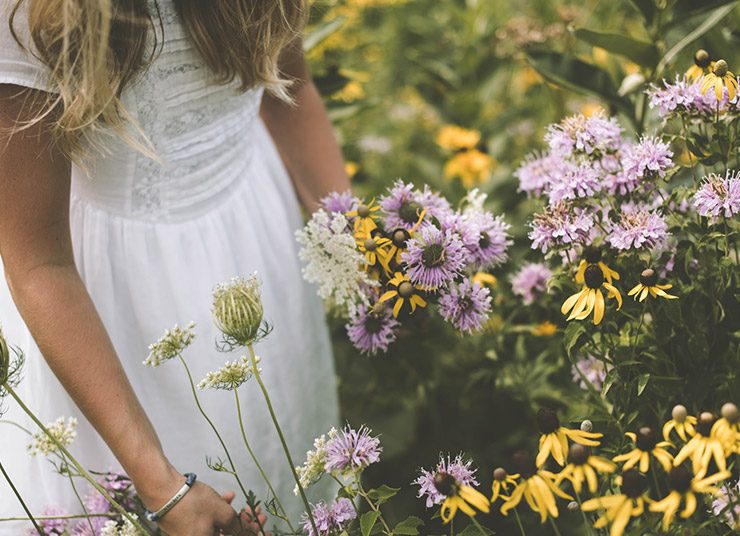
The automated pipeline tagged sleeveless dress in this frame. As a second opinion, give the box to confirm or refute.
[0,1,338,532]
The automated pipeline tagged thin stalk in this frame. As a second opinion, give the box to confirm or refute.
[0,461,45,535]
[4,384,149,534]
[67,471,95,535]
[357,481,393,535]
[247,345,317,536]
[449,518,454,536]
[548,516,563,536]
[470,515,488,535]
[0,514,116,522]
[232,388,294,533]
[575,491,596,536]
[176,355,250,501]
[513,509,526,536]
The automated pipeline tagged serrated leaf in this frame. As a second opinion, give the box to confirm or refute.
[394,516,424,535]
[637,373,650,396]
[526,50,631,114]
[367,485,400,505]
[573,28,659,67]
[361,511,380,536]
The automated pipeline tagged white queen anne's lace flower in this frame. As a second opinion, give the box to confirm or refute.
[100,516,144,535]
[294,428,338,495]
[197,356,258,391]
[28,417,78,456]
[296,210,378,317]
[144,322,196,366]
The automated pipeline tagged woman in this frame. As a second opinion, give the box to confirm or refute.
[0,0,348,534]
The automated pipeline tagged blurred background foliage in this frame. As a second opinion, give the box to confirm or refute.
[305,0,739,533]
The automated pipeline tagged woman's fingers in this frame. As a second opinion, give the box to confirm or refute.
[222,491,236,505]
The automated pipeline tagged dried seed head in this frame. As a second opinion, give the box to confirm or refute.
[580,419,593,433]
[635,427,657,451]
[584,264,604,289]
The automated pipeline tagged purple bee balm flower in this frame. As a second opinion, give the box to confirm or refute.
[345,304,400,355]
[571,354,611,391]
[693,169,740,219]
[302,498,357,536]
[325,425,381,474]
[26,506,69,535]
[511,263,553,305]
[416,184,453,220]
[380,180,424,231]
[647,75,727,117]
[414,454,479,508]
[529,203,595,254]
[607,205,669,251]
[320,191,358,214]
[515,152,567,197]
[547,163,603,205]
[331,498,357,526]
[545,113,622,158]
[620,136,673,189]
[470,213,512,268]
[402,225,466,290]
[438,279,492,333]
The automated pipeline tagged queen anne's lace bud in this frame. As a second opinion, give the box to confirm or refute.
[144,322,196,367]
[213,275,265,347]
[0,328,9,385]
[197,356,258,391]
[28,417,78,456]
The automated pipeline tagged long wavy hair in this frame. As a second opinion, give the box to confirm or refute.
[9,0,306,161]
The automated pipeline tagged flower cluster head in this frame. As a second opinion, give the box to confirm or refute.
[545,112,622,158]
[562,262,622,325]
[197,356,256,391]
[345,303,400,355]
[302,498,356,536]
[607,205,668,251]
[99,517,142,536]
[320,190,358,214]
[692,169,740,220]
[26,506,69,535]
[436,125,481,151]
[212,275,266,348]
[571,354,611,391]
[556,443,616,494]
[144,322,196,367]
[415,454,489,523]
[28,417,77,456]
[402,225,466,290]
[324,425,381,475]
[700,58,738,100]
[294,428,336,494]
[613,427,673,473]
[438,279,492,333]
[581,470,649,536]
[535,408,603,467]
[511,262,552,305]
[621,136,673,185]
[628,268,677,301]
[648,74,726,117]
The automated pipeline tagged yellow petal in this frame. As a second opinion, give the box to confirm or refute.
[460,486,491,513]
[628,283,642,296]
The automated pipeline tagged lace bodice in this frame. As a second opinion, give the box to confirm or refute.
[1,0,265,222]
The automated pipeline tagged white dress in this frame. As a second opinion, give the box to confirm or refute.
[0,1,338,532]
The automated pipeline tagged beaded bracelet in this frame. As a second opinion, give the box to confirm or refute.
[144,473,197,523]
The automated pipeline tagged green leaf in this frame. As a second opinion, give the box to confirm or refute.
[393,516,424,535]
[360,511,380,536]
[367,485,400,505]
[564,322,587,358]
[628,0,656,24]
[304,17,346,52]
[573,28,660,67]
[602,368,619,397]
[671,0,738,19]
[459,524,494,536]
[637,373,650,396]
[526,51,631,114]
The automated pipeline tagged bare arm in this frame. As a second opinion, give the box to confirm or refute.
[260,39,350,213]
[0,85,249,535]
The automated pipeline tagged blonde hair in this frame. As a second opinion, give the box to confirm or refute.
[9,0,306,161]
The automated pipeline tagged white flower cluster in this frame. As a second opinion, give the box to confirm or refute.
[100,516,144,535]
[462,188,488,215]
[27,417,78,456]
[144,322,196,367]
[197,356,260,391]
[295,210,377,317]
[294,428,337,495]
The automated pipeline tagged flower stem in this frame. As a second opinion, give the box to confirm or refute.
[247,345,318,536]
[575,491,596,536]
[177,356,251,501]
[513,509,526,536]
[470,515,488,535]
[233,388,294,533]
[357,481,393,535]
[0,461,45,535]
[3,384,149,534]
[66,470,95,535]
[548,516,563,536]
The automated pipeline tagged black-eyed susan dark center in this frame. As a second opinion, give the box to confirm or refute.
[621,469,647,499]
[399,201,423,224]
[364,314,386,334]
[635,427,658,451]
[364,238,378,252]
[714,59,729,77]
[537,408,560,434]
[398,282,415,298]
[392,229,410,248]
[668,466,692,494]
[512,450,537,479]
[493,467,507,482]
[694,49,710,68]
[695,412,715,437]
[639,269,657,287]
[357,204,371,218]
[422,243,446,268]
[583,245,602,264]
[433,472,459,497]
[584,264,604,289]
[567,444,590,465]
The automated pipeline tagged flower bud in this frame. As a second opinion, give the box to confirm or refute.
[721,403,739,424]
[213,275,264,347]
[580,419,593,433]
[567,501,579,511]
[0,328,9,384]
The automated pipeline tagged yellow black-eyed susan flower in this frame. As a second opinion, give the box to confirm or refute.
[436,125,481,151]
[472,271,497,289]
[576,246,620,285]
[581,470,649,536]
[491,467,519,503]
[443,149,494,189]
[433,471,490,523]
[356,229,393,274]
[378,272,427,317]
[674,412,727,478]
[628,269,677,302]
[700,59,738,100]
[500,451,572,523]
[386,210,426,265]
[662,404,697,442]
[613,427,673,473]
[346,200,380,236]
[536,408,603,468]
[556,444,616,494]
[562,264,622,325]
[532,321,558,337]
[712,403,739,455]
[649,466,731,532]
[686,49,711,82]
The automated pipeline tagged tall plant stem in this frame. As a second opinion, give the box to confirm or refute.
[4,384,149,534]
[357,481,393,535]
[513,509,526,535]
[67,471,95,535]
[548,516,563,536]
[575,491,596,536]
[470,515,488,535]
[247,345,318,536]
[177,355,250,501]
[233,388,294,533]
[0,461,44,535]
